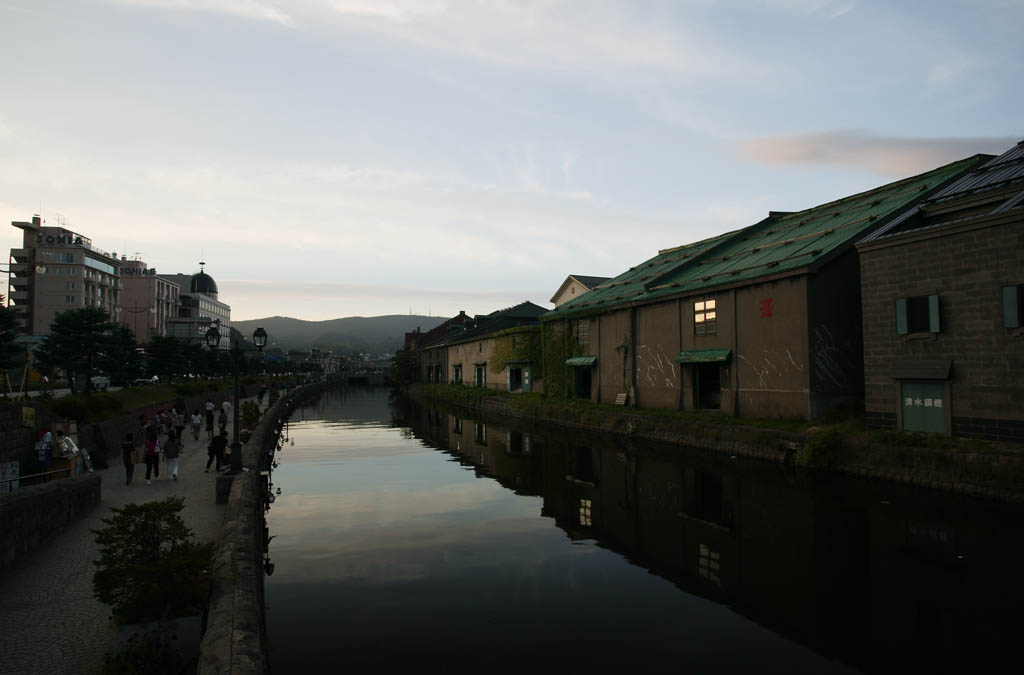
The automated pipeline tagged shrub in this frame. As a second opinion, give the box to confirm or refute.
[796,428,844,468]
[92,497,215,625]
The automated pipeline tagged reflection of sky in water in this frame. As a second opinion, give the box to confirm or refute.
[266,390,856,674]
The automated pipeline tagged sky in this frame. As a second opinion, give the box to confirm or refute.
[1,0,1021,322]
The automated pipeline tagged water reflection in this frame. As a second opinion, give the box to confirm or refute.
[266,389,1023,674]
[399,397,1024,674]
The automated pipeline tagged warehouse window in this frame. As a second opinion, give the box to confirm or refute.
[896,295,940,334]
[575,319,590,346]
[695,299,717,335]
[1003,286,1024,329]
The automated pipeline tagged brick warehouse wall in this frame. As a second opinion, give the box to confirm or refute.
[859,216,1024,441]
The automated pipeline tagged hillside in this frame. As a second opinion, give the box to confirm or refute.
[231,314,447,354]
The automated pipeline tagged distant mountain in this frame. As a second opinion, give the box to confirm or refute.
[231,314,447,355]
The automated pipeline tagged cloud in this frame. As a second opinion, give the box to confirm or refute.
[102,0,295,26]
[928,53,982,85]
[321,0,777,85]
[758,0,856,19]
[737,130,1021,177]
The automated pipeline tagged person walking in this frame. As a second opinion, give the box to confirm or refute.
[205,406,215,440]
[206,430,228,473]
[144,429,161,484]
[121,432,137,486]
[217,408,228,435]
[164,429,181,481]
[191,409,202,441]
[173,408,186,444]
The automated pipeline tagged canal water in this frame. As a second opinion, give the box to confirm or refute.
[265,387,1023,674]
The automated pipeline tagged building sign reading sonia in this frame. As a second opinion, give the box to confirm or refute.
[36,232,85,246]
[121,267,157,276]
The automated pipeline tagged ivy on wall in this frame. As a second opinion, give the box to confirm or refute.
[491,326,543,373]
[541,320,586,398]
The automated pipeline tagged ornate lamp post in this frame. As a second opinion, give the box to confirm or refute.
[205,324,270,474]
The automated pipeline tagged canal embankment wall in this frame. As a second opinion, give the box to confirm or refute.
[198,380,329,675]
[411,385,1024,504]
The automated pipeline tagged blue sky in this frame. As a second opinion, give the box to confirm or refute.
[1,0,1020,321]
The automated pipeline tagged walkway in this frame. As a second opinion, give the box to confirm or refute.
[0,408,249,675]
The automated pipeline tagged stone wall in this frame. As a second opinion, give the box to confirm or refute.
[0,472,101,572]
[198,382,327,675]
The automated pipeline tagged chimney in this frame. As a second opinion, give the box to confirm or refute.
[32,215,41,226]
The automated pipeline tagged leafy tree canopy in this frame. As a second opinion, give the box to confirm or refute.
[92,496,214,625]
[35,307,133,394]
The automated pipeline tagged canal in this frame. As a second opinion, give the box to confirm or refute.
[265,387,1024,674]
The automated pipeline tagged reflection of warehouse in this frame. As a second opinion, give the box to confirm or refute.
[541,156,986,419]
[407,407,1023,672]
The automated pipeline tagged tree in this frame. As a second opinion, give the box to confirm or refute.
[0,304,23,394]
[92,496,214,625]
[101,324,142,386]
[147,335,187,382]
[35,307,120,395]
[391,347,418,389]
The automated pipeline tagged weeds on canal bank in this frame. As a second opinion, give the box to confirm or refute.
[413,383,1024,498]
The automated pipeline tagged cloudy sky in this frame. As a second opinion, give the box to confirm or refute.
[1,0,1020,321]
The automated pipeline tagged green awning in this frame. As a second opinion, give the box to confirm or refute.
[565,356,597,366]
[674,348,732,364]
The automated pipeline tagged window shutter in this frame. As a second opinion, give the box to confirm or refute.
[928,294,941,333]
[895,298,908,335]
[1003,286,1021,328]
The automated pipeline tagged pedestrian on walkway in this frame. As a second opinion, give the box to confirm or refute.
[144,429,161,484]
[164,429,181,481]
[121,432,137,486]
[191,409,202,441]
[217,408,228,435]
[173,408,186,443]
[205,407,215,440]
[206,430,228,473]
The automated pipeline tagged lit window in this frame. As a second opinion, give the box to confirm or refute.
[695,299,717,335]
[579,498,592,527]
[698,543,721,586]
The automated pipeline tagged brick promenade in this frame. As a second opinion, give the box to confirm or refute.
[0,407,249,675]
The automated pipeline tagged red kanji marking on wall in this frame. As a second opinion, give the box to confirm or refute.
[760,298,774,318]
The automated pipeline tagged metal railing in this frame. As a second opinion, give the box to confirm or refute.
[0,468,72,492]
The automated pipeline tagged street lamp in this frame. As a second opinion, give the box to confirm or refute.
[253,327,268,351]
[205,324,270,474]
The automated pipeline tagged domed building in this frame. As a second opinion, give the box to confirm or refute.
[160,262,232,344]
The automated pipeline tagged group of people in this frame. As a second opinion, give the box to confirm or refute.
[120,399,239,486]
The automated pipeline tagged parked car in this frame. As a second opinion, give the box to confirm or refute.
[131,376,159,386]
[91,375,111,390]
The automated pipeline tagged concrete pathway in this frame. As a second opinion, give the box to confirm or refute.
[0,407,250,675]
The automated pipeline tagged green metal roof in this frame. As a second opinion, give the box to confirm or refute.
[565,356,597,366]
[674,348,732,364]
[544,156,985,321]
